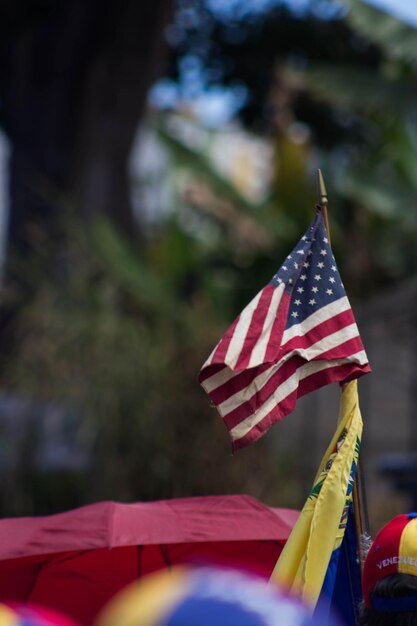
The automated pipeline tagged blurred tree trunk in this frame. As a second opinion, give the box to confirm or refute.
[0,0,172,254]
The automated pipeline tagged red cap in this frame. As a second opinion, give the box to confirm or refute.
[362,513,417,608]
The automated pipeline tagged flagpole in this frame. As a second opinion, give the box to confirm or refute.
[317,169,331,244]
[316,169,368,571]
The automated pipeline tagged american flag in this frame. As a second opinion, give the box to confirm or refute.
[199,209,371,451]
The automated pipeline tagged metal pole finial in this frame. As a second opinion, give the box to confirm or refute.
[316,169,330,244]
[317,169,328,207]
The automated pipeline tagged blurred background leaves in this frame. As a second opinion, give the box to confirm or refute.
[0,0,416,516]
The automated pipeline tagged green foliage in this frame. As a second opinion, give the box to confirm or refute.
[306,65,416,118]
[156,121,265,215]
[344,0,417,65]
[2,217,304,514]
[301,1,417,290]
[91,219,176,315]
[8,0,416,516]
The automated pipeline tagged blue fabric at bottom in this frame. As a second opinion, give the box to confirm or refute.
[166,597,269,626]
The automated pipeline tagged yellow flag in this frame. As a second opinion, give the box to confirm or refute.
[270,380,362,607]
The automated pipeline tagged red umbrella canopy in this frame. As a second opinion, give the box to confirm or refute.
[0,495,298,626]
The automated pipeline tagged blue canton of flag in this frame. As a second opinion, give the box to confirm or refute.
[271,213,344,329]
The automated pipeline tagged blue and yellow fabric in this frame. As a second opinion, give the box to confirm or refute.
[95,565,341,626]
[270,380,362,612]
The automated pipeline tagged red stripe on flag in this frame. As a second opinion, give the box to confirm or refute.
[199,362,226,384]
[211,337,366,430]
[224,348,368,434]
[231,360,370,451]
[205,362,271,406]
[317,336,366,362]
[202,299,353,403]
[234,285,276,370]
[281,309,357,354]
[210,314,241,364]
[263,290,291,362]
[223,356,301,430]
[297,361,370,398]
[231,387,298,451]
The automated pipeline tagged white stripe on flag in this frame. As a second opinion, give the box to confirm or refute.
[287,322,361,360]
[248,282,285,368]
[216,324,366,417]
[204,342,220,367]
[282,296,351,344]
[224,290,263,369]
[229,350,367,442]
[201,364,241,394]
[216,362,276,417]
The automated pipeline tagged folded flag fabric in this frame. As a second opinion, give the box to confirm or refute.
[329,503,362,626]
[199,208,370,451]
[270,380,362,608]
